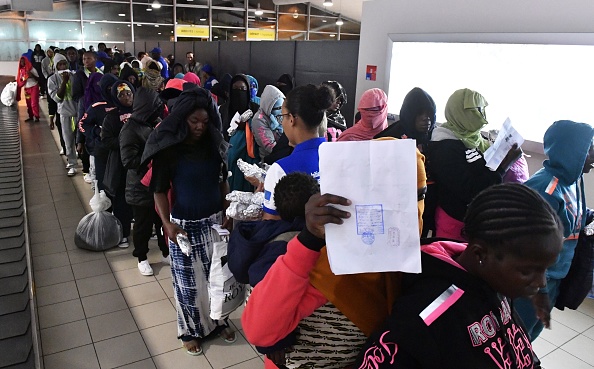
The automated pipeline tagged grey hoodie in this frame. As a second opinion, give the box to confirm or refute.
[251,85,285,161]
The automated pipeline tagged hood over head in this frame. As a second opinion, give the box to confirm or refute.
[441,88,490,152]
[322,80,347,109]
[276,73,295,96]
[119,64,140,88]
[160,78,186,101]
[53,53,67,66]
[110,80,136,110]
[336,88,388,142]
[228,74,252,115]
[99,73,119,104]
[182,72,200,85]
[259,85,285,116]
[543,120,594,185]
[246,75,259,101]
[399,87,437,142]
[141,84,228,169]
[130,87,163,127]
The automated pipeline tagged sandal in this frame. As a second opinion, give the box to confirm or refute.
[182,339,203,356]
[220,328,237,344]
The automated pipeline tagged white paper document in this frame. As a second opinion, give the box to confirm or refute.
[484,118,524,170]
[319,140,421,275]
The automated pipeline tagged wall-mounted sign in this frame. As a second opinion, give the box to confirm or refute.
[176,25,209,38]
[366,65,377,81]
[247,29,275,41]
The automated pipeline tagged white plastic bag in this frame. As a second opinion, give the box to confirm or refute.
[209,230,245,320]
[74,182,122,251]
[1,82,17,107]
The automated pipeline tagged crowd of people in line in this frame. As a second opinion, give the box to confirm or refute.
[16,41,594,369]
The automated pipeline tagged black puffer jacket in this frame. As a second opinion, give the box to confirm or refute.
[120,88,163,207]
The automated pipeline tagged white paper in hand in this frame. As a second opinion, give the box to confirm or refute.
[484,118,524,170]
[227,112,241,136]
[319,140,421,275]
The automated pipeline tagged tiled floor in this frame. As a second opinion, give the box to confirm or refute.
[19,99,594,369]
[20,100,263,369]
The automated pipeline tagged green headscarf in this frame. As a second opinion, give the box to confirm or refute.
[441,88,491,153]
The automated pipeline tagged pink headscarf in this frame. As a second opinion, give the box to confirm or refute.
[337,88,388,142]
[183,72,201,86]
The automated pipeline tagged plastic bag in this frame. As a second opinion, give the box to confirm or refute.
[209,230,245,320]
[74,182,122,251]
[1,82,17,107]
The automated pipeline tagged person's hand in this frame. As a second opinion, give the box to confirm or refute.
[255,182,264,193]
[163,221,186,246]
[304,193,351,239]
[496,143,523,175]
[266,349,287,366]
[532,293,552,329]
[62,72,70,83]
[76,143,84,155]
[222,216,233,232]
[244,175,261,188]
[49,118,55,130]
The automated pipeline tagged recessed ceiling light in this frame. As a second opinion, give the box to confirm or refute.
[323,0,333,6]
[232,35,237,38]
[158,32,161,34]
[214,36,219,38]
[322,19,327,23]
[146,7,152,11]
[137,24,142,26]
[330,34,336,37]
[151,0,161,9]
[118,13,125,16]
[90,21,95,24]
[199,18,206,21]
[155,24,159,27]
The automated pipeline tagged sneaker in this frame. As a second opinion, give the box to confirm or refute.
[138,260,154,276]
[67,168,77,177]
[40,94,45,99]
[161,255,171,265]
[83,173,95,184]
[59,149,65,155]
[66,163,76,169]
[118,237,129,248]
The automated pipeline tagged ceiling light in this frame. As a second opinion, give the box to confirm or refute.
[233,35,237,38]
[199,18,206,21]
[90,21,95,24]
[146,7,152,11]
[255,3,263,16]
[214,36,219,38]
[330,34,336,37]
[322,19,327,23]
[158,32,162,34]
[155,24,159,27]
[323,0,333,6]
[137,24,142,26]
[118,13,125,16]
[293,10,298,19]
[336,17,344,26]
[151,0,161,9]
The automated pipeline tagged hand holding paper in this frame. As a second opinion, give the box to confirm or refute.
[304,193,352,239]
[484,118,524,171]
[319,140,421,275]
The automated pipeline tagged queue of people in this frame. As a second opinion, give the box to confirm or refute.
[17,41,594,369]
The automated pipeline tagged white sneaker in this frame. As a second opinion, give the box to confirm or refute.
[83,173,95,184]
[118,237,129,248]
[66,163,76,169]
[138,260,154,276]
[59,149,65,155]
[67,168,77,177]
[161,255,171,265]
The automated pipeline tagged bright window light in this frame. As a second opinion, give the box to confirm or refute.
[389,42,594,142]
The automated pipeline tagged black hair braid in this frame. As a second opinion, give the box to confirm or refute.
[462,183,562,248]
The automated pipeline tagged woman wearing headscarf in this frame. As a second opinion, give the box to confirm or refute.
[321,80,347,141]
[182,72,201,86]
[275,73,294,96]
[101,81,135,249]
[337,88,388,142]
[141,84,235,355]
[427,88,521,240]
[17,55,40,122]
[220,74,261,192]
[375,87,437,153]
[142,59,165,92]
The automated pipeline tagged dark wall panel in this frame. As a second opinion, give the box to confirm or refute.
[294,40,359,126]
[194,41,220,71]
[175,41,194,69]
[134,42,147,58]
[124,42,135,56]
[156,42,175,60]
[219,41,251,78]
[249,41,295,95]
